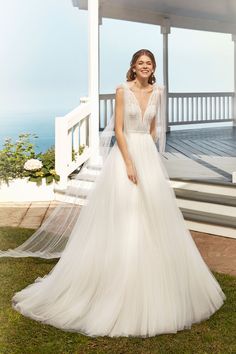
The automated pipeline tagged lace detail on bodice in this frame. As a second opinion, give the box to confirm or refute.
[118,82,159,134]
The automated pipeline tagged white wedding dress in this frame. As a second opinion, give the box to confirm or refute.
[12,82,226,338]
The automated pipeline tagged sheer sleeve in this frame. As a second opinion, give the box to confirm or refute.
[99,84,124,162]
[154,85,167,155]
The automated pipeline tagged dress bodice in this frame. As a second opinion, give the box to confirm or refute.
[118,82,159,134]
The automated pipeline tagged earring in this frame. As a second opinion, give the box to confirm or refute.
[151,72,155,83]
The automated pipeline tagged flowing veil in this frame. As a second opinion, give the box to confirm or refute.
[0,84,167,259]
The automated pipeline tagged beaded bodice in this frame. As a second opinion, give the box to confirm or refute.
[120,82,159,134]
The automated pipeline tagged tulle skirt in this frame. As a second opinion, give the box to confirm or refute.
[12,131,226,337]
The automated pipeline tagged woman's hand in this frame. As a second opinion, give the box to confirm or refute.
[126,161,138,185]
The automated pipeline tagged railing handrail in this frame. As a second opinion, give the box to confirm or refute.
[55,99,92,188]
[99,93,115,99]
[65,101,91,130]
[168,91,234,97]
[100,91,234,97]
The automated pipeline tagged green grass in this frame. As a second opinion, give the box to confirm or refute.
[0,226,235,354]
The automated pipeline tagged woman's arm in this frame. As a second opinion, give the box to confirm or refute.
[114,87,138,185]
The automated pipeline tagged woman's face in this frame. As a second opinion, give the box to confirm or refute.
[133,54,154,81]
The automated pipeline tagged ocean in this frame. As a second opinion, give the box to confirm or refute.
[0,111,60,153]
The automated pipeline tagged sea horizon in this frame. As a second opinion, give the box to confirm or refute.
[0,110,58,153]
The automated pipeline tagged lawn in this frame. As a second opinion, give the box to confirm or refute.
[0,226,235,354]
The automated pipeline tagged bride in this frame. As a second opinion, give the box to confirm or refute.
[9,49,226,337]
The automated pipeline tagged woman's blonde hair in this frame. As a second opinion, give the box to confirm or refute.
[126,49,157,84]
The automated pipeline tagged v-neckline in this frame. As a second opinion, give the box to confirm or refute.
[125,82,157,122]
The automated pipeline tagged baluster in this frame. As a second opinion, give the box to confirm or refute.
[200,96,203,121]
[176,97,179,122]
[171,97,174,123]
[226,96,229,119]
[214,96,216,120]
[104,99,108,127]
[190,96,193,122]
[68,128,73,165]
[86,115,89,147]
[222,96,225,120]
[231,95,234,119]
[73,124,80,154]
[110,98,113,117]
[99,99,102,130]
[204,96,207,121]
[80,118,87,146]
[187,96,189,122]
[218,96,220,120]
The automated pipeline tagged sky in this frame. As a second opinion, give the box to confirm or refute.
[0,0,234,115]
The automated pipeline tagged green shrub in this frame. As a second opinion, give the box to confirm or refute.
[24,147,60,185]
[72,144,86,161]
[0,133,37,185]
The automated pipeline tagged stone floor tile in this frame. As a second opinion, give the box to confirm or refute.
[24,206,48,218]
[0,207,29,227]
[18,216,44,229]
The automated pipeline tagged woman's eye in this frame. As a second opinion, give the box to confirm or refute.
[138,62,152,66]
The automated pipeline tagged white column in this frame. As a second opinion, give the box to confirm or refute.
[232,34,236,183]
[161,19,171,132]
[88,0,100,164]
[55,117,69,189]
[232,34,236,127]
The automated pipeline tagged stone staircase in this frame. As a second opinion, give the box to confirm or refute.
[54,161,236,239]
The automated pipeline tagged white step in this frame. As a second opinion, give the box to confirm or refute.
[170,180,236,197]
[54,164,236,239]
[176,199,236,218]
[185,220,236,239]
[55,192,88,206]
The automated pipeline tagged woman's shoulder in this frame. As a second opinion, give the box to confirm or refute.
[115,82,126,91]
[156,84,165,91]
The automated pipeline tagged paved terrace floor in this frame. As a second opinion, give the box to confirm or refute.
[0,201,235,277]
[163,125,236,182]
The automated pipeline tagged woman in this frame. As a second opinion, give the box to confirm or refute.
[11,49,226,338]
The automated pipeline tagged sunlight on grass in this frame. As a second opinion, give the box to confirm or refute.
[0,227,235,354]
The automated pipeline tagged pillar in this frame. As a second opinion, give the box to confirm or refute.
[161,19,171,132]
[88,0,100,164]
[232,34,236,127]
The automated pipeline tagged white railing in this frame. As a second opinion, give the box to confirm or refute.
[168,92,234,125]
[55,98,92,188]
[99,91,235,128]
[54,91,235,189]
[99,94,115,130]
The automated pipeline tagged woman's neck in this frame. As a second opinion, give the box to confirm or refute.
[133,78,150,90]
